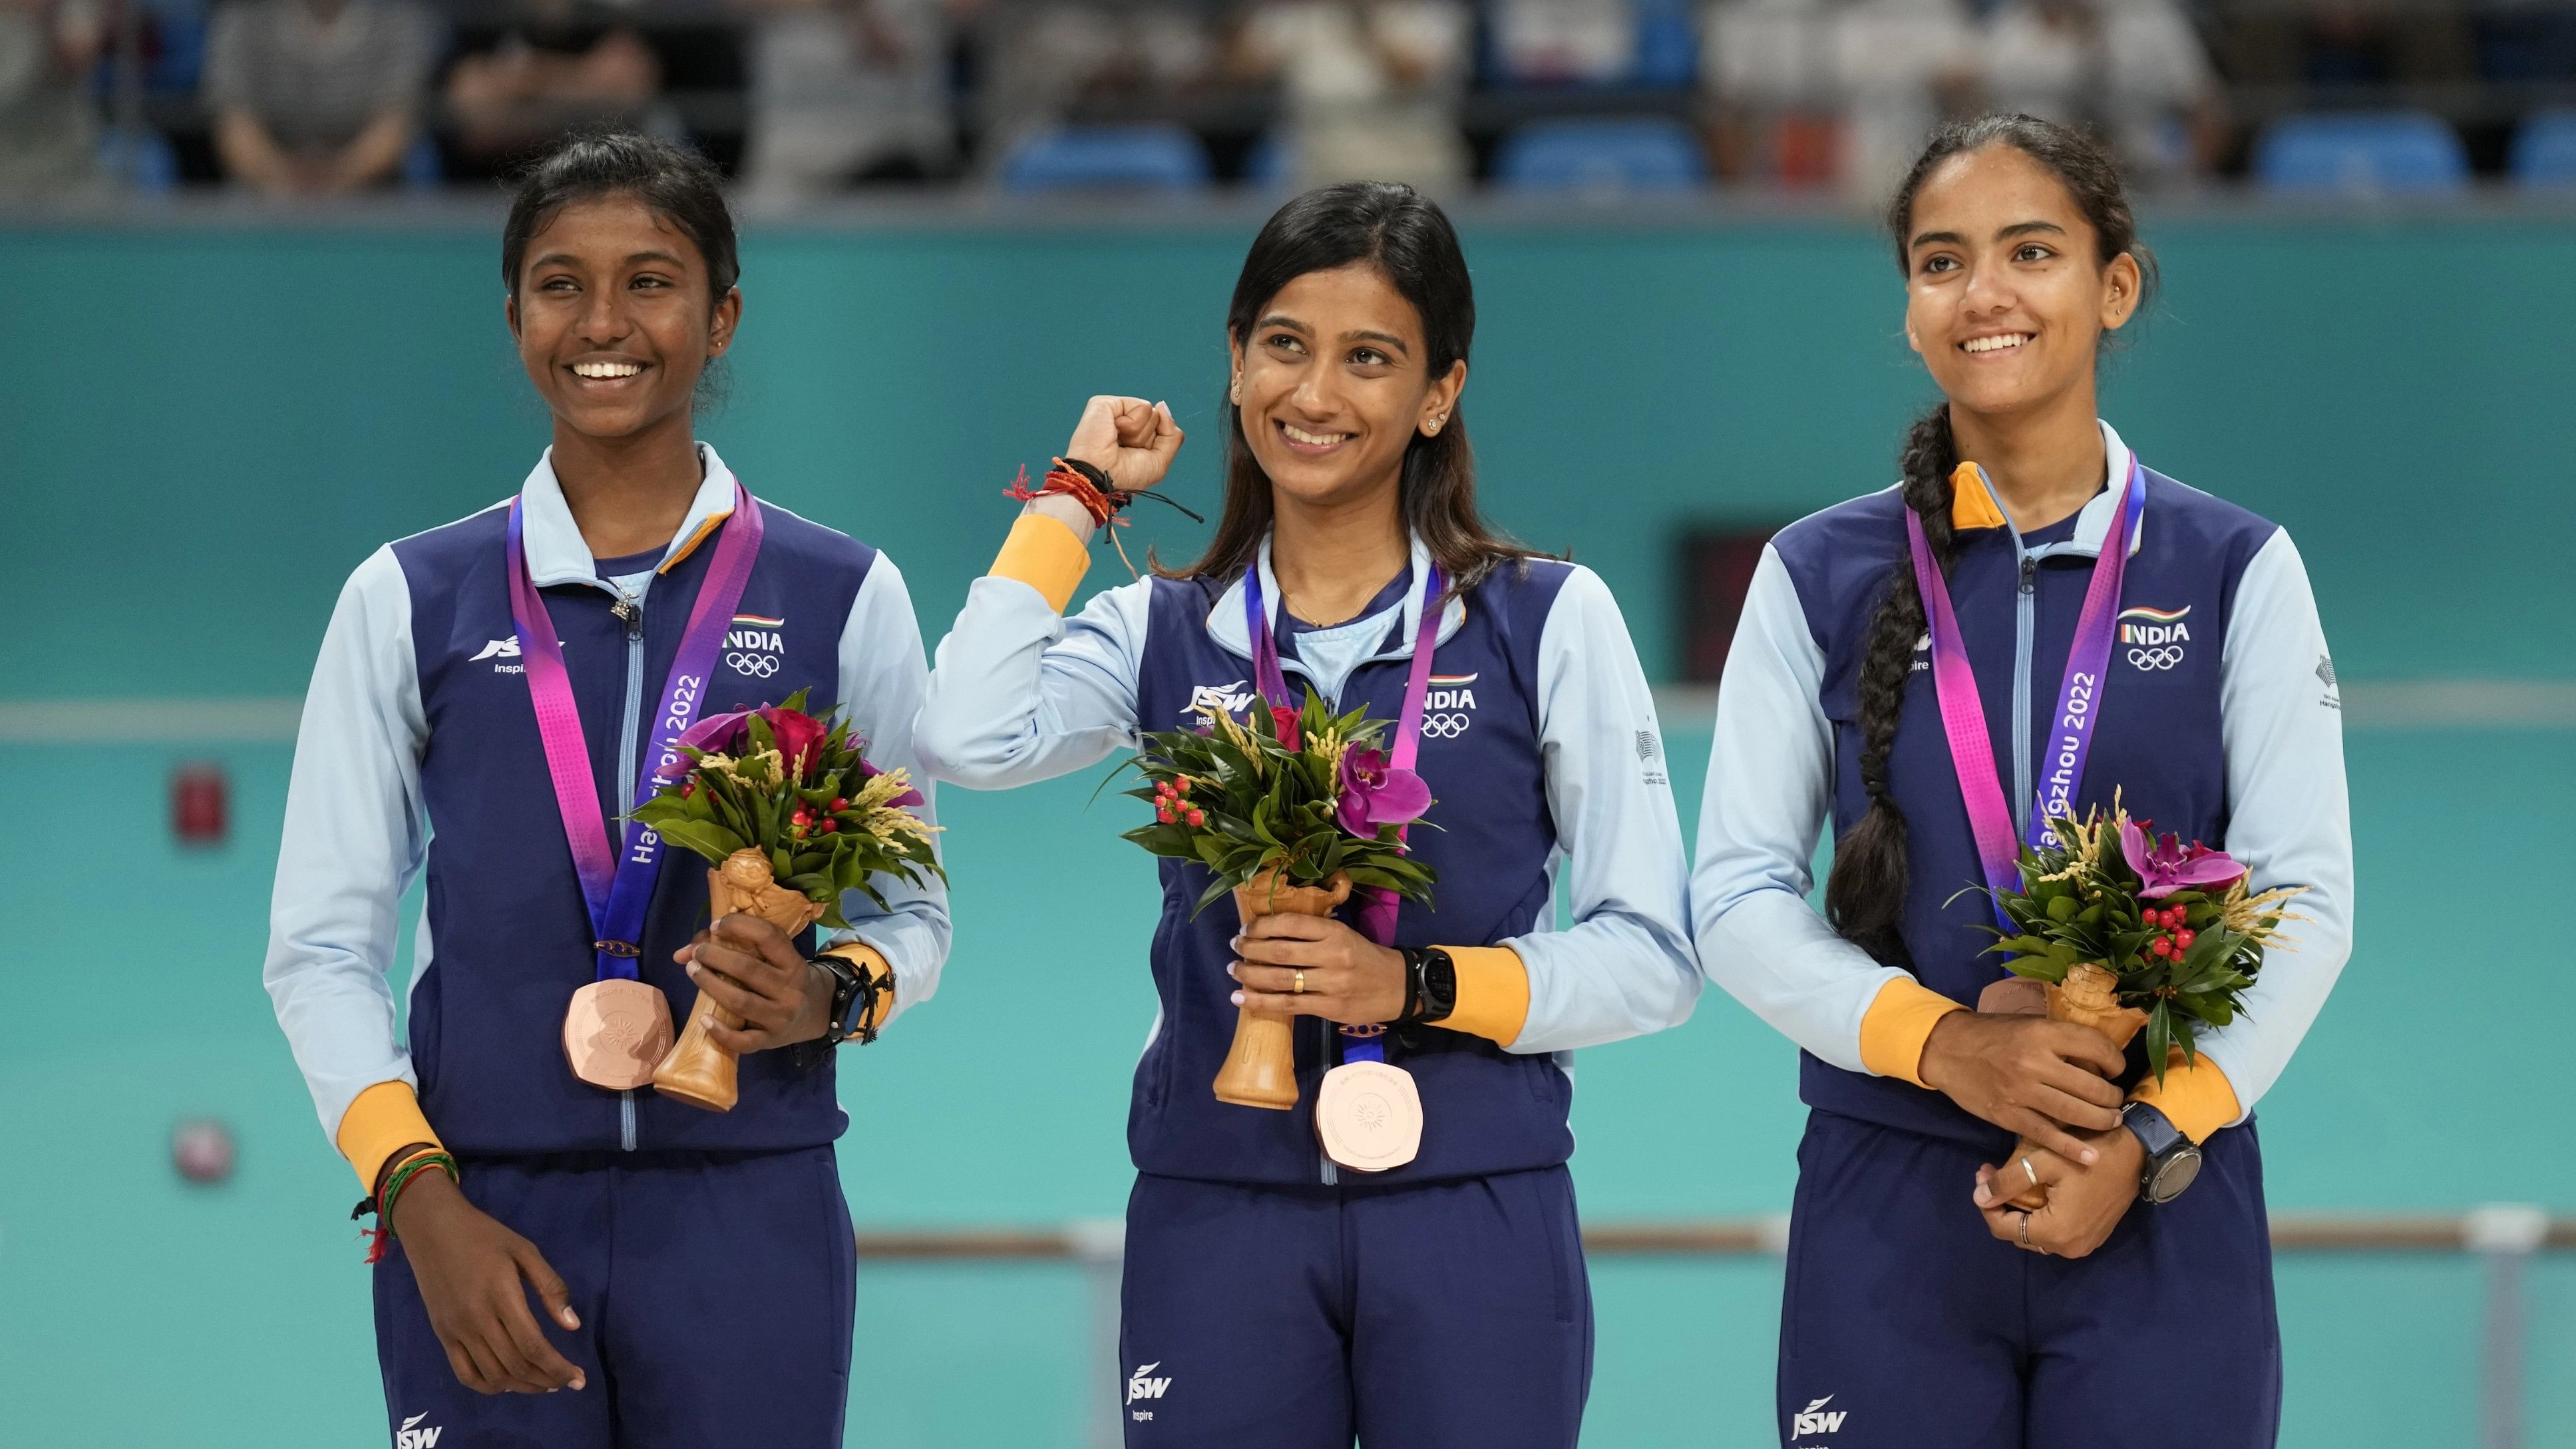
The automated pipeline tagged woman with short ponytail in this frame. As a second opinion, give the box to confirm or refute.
[1692,114,2353,1446]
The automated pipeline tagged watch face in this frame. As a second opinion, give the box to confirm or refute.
[2147,1147,2203,1204]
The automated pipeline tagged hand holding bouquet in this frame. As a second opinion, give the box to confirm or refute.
[631,689,942,1109]
[1118,692,1437,1108]
[1976,798,2302,1207]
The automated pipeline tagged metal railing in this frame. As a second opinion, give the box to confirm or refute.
[855,1209,2569,1449]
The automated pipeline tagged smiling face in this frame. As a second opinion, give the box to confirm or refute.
[1902,144,2139,424]
[1228,263,1465,513]
[506,194,739,443]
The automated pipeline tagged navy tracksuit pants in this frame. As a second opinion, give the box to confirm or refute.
[1118,1167,1594,1448]
[1776,1110,2281,1449]
[373,1146,857,1448]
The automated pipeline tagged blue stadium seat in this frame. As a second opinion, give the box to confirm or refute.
[2508,110,2576,188]
[1631,0,1698,87]
[1242,132,1292,190]
[98,128,179,193]
[1493,118,1706,193]
[999,125,1212,194]
[2250,112,2470,196]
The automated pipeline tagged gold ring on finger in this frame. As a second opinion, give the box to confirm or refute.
[1294,970,1306,994]
[2020,1155,2040,1188]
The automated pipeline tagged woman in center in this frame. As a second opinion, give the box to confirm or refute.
[916,181,1700,1446]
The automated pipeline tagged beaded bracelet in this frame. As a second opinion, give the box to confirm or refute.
[353,1149,459,1263]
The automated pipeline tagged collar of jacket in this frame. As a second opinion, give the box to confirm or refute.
[1202,529,1470,667]
[514,442,743,588]
[1947,419,2145,560]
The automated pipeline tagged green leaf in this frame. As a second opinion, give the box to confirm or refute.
[647,818,745,865]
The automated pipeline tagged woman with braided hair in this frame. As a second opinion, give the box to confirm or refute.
[1691,114,2352,1447]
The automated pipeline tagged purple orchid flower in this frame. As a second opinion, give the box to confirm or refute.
[657,709,753,780]
[2119,817,2244,899]
[1336,745,1431,837]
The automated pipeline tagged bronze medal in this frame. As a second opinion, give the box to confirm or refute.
[1314,1060,1423,1173]
[563,978,675,1090]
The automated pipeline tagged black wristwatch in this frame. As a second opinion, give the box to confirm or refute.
[2123,1102,2203,1204]
[1394,946,1458,1026]
[812,952,889,1046]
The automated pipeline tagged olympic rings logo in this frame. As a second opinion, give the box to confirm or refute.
[2128,646,2185,672]
[1420,713,1471,739]
[727,651,782,678]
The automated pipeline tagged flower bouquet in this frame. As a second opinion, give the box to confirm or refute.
[630,688,943,1110]
[1975,798,2302,1207]
[1118,692,1437,1109]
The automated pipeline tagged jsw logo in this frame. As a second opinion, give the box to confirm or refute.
[1127,1362,1173,1404]
[1185,681,1257,722]
[468,637,522,662]
[396,1412,444,1448]
[1791,1396,1847,1438]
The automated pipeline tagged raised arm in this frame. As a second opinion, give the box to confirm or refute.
[914,396,1181,788]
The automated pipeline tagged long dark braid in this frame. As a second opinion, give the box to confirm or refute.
[1822,112,2155,968]
[1823,403,1960,967]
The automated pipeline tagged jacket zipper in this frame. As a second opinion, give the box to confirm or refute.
[613,590,646,1153]
[2011,552,2038,828]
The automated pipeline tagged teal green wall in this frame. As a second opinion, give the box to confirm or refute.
[1,218,2570,1446]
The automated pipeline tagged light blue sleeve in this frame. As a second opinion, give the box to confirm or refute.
[821,554,954,1024]
[263,546,429,1145]
[2197,528,2354,1118]
[914,570,1152,788]
[1690,545,1917,1074]
[1499,566,1704,1053]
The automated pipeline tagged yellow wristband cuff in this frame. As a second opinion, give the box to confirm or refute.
[1859,976,1965,1088]
[336,1080,442,1193]
[991,513,1091,614]
[1433,945,1530,1047]
[2127,1050,2242,1144]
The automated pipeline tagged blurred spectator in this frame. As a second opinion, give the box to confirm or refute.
[972,0,1215,146]
[739,0,957,196]
[1231,0,1471,190]
[1980,0,2224,185]
[1703,0,1972,200]
[1702,0,1844,184]
[0,0,106,195]
[443,0,661,168]
[204,0,437,194]
[2213,0,2472,96]
[1493,0,1635,85]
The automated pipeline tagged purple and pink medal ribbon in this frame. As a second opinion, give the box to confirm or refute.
[1242,556,1444,1066]
[1907,459,2145,926]
[506,482,766,982]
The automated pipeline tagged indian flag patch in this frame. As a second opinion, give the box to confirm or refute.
[2116,605,2190,646]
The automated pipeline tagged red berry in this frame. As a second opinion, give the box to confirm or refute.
[2176,929,2195,950]
[1187,809,1204,826]
[823,819,839,833]
[1158,807,1175,823]
[2151,938,2171,958]
[1176,777,1192,794]
[2167,907,2186,929]
[831,797,848,811]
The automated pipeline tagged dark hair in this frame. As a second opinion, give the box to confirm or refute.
[500,127,739,306]
[1825,114,2151,967]
[1165,181,1547,592]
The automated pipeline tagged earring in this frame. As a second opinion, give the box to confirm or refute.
[1425,413,1448,435]
[1229,377,1241,403]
